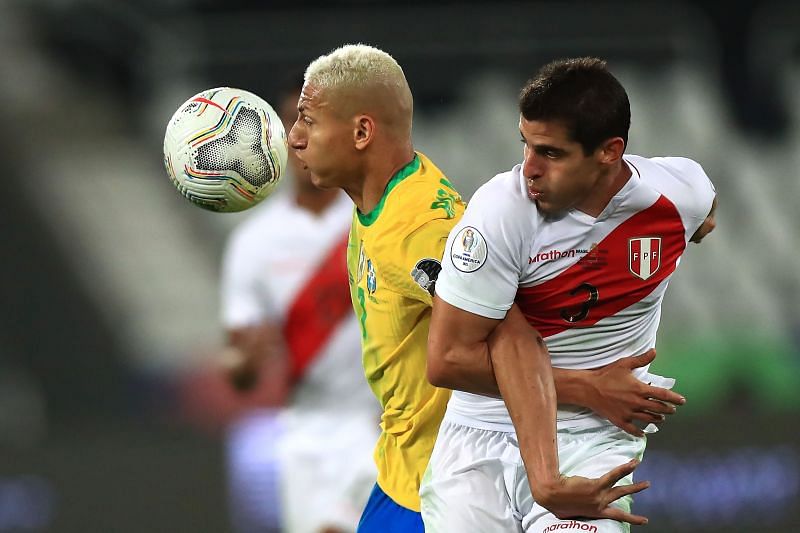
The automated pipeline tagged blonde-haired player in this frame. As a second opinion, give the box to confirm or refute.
[291,44,454,531]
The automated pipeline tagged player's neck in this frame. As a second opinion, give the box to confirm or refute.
[577,160,632,218]
[294,187,340,216]
[350,144,415,216]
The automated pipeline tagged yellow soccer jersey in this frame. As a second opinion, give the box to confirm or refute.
[347,152,464,511]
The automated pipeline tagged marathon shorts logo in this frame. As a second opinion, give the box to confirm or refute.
[543,520,598,532]
[450,226,488,273]
[629,237,661,280]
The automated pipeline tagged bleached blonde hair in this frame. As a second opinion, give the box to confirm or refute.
[305,44,413,136]
[305,43,408,95]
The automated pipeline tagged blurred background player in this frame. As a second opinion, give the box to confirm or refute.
[220,75,380,533]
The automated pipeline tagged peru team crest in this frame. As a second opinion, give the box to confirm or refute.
[629,237,661,280]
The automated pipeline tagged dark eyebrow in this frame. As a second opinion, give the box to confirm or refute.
[533,144,567,156]
[519,131,567,155]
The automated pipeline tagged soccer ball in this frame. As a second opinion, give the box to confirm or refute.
[163,87,288,212]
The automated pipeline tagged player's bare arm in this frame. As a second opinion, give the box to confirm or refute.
[428,298,685,436]
[490,306,650,525]
[223,322,288,403]
[428,297,650,524]
[427,295,501,397]
[427,295,563,507]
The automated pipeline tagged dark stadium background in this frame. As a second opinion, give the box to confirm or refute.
[0,1,798,531]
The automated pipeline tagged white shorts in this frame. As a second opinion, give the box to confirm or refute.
[227,408,379,533]
[420,414,646,533]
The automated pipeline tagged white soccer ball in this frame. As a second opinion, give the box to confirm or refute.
[163,87,288,212]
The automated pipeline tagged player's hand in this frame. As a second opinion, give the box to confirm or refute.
[536,459,650,525]
[221,346,262,391]
[222,324,288,403]
[587,349,685,437]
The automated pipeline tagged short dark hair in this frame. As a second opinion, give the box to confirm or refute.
[519,57,630,155]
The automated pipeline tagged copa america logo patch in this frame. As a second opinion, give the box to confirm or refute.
[450,226,488,273]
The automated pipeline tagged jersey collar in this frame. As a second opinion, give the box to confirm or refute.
[357,154,420,226]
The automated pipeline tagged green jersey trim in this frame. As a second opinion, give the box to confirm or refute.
[357,155,420,226]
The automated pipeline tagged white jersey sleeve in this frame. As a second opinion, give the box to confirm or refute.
[633,156,716,241]
[435,169,530,319]
[220,219,278,329]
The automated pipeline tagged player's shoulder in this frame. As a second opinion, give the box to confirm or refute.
[464,164,537,236]
[470,164,529,210]
[627,154,715,217]
[404,152,463,215]
[446,165,537,264]
[377,153,465,234]
[627,155,711,190]
[362,155,462,290]
[629,154,703,179]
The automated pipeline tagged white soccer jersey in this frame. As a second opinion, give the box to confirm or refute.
[221,190,375,412]
[222,191,380,532]
[436,155,715,430]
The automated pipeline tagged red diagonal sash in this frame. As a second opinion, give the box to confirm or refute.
[283,231,352,384]
[515,195,686,338]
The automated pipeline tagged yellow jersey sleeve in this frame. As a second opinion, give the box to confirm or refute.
[380,169,464,306]
[397,217,458,305]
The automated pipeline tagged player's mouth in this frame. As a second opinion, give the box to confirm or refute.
[526,176,544,201]
[527,185,543,202]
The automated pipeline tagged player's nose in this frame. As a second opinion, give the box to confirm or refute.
[288,121,306,150]
[523,151,543,180]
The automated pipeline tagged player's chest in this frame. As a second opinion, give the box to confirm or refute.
[523,197,685,286]
[516,197,687,331]
[255,248,318,311]
[258,226,344,307]
[348,238,380,302]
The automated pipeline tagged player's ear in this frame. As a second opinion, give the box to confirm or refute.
[597,137,625,165]
[354,115,375,150]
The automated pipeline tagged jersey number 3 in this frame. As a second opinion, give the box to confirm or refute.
[560,282,599,323]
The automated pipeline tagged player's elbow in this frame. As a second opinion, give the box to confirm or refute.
[426,335,460,389]
[426,336,448,388]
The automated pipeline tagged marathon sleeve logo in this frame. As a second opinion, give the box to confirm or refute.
[450,226,488,273]
[410,258,441,296]
[629,237,661,280]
